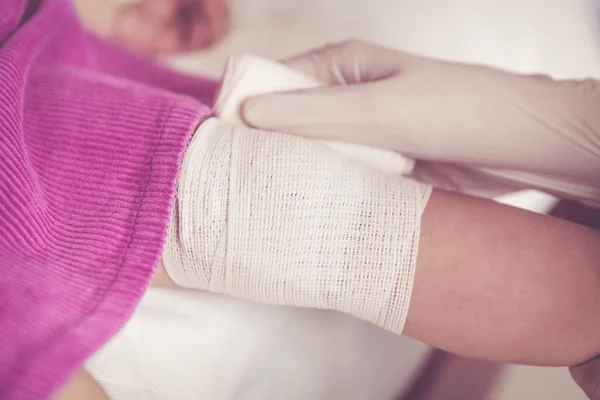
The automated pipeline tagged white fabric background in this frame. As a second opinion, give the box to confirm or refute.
[89,289,428,400]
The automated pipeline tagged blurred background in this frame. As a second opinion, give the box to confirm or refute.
[86,0,600,398]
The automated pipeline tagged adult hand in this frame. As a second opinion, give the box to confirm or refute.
[74,0,229,54]
[241,40,600,183]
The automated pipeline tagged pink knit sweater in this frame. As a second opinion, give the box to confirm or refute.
[0,0,216,398]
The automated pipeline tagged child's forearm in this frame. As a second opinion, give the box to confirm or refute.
[406,189,600,366]
[156,119,600,367]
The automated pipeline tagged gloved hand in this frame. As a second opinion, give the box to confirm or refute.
[241,40,600,205]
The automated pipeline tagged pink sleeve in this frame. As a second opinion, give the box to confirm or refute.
[0,1,212,398]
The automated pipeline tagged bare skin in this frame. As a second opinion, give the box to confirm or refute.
[52,369,109,400]
[151,259,176,286]
[406,189,600,367]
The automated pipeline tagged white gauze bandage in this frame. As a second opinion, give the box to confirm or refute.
[162,55,431,333]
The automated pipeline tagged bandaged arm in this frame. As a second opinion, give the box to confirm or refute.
[161,55,600,367]
[159,118,600,367]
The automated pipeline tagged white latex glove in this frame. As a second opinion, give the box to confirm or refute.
[241,40,600,205]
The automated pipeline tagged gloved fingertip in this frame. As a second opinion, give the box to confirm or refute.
[240,95,281,129]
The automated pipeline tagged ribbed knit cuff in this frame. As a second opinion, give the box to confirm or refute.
[1,66,211,399]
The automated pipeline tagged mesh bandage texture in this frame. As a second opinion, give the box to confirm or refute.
[163,118,431,334]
